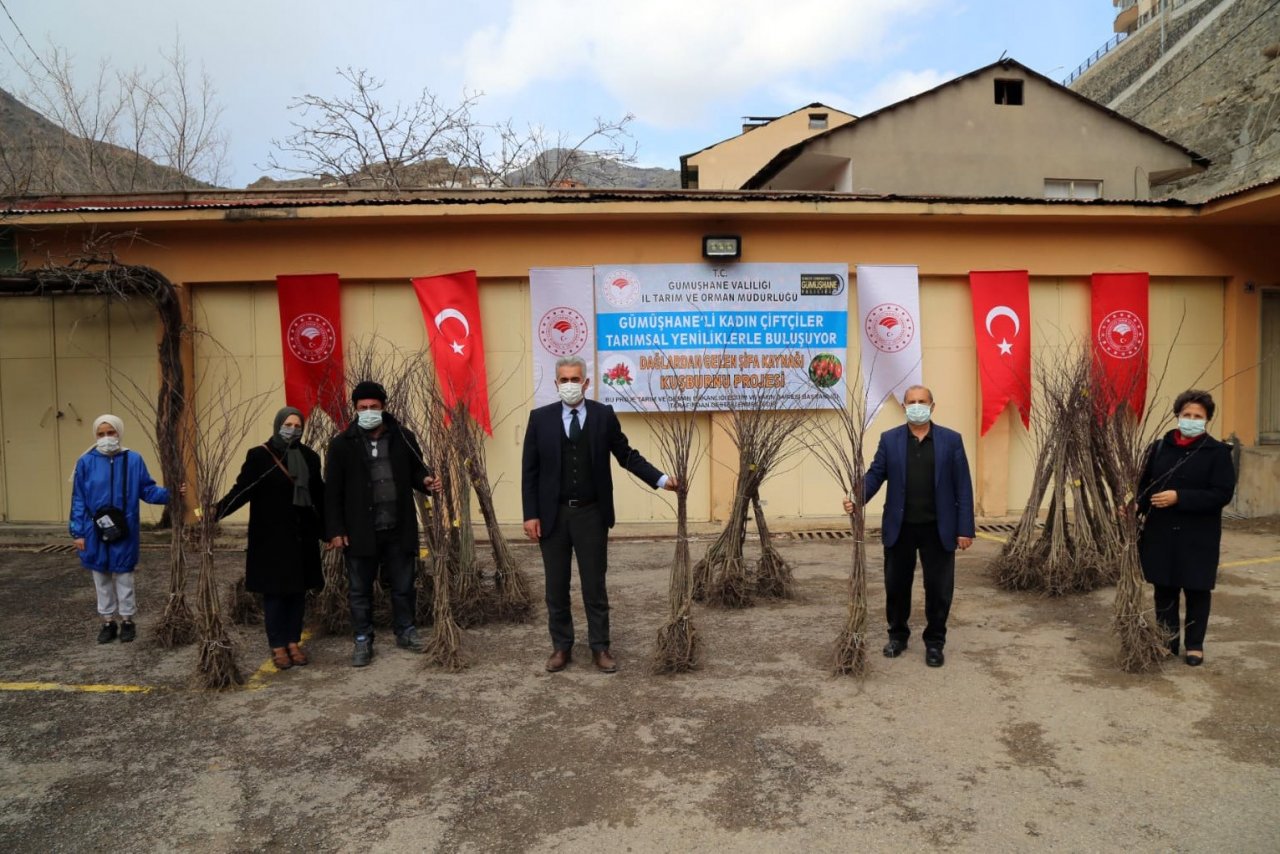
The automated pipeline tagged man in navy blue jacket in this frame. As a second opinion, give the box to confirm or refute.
[847,385,975,667]
[522,356,677,674]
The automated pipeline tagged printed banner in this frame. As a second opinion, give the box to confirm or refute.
[1091,272,1150,418]
[530,267,595,408]
[593,263,849,411]
[276,273,346,426]
[969,270,1032,435]
[856,264,923,426]
[411,270,493,435]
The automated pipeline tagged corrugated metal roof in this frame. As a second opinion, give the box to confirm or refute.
[3,186,1197,216]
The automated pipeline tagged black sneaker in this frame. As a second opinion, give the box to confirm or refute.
[396,627,424,653]
[119,620,137,643]
[97,622,118,644]
[352,637,374,667]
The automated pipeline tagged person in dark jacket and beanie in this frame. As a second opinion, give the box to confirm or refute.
[325,381,441,667]
[215,407,326,671]
[1138,389,1236,666]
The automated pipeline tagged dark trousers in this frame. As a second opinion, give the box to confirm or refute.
[262,592,306,648]
[346,529,416,639]
[1153,585,1212,651]
[883,522,955,649]
[539,503,610,651]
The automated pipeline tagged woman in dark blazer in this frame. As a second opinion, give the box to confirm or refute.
[216,407,326,670]
[1137,389,1236,666]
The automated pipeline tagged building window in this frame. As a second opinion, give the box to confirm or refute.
[994,79,1024,106]
[808,113,829,130]
[1044,179,1102,200]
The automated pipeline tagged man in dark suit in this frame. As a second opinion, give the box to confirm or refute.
[846,385,975,667]
[522,356,677,673]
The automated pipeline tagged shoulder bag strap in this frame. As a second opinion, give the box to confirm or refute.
[260,443,295,481]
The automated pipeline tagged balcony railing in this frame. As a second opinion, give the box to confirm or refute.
[1063,32,1128,85]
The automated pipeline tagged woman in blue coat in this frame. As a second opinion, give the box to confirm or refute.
[69,415,171,644]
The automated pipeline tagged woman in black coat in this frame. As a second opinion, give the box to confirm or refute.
[215,407,325,670]
[1137,389,1236,666]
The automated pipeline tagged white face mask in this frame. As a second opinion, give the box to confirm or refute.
[557,382,584,406]
[357,410,384,430]
[96,435,121,455]
[905,403,932,425]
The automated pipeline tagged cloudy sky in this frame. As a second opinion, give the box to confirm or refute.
[1,0,1117,187]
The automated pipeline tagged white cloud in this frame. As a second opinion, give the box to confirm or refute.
[463,0,941,126]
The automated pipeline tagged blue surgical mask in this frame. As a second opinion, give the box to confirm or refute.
[357,410,383,430]
[1177,418,1206,438]
[905,403,932,425]
[278,426,302,443]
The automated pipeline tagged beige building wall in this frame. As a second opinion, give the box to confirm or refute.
[758,68,1198,198]
[0,295,162,524]
[5,191,1267,524]
[685,106,855,190]
[183,272,1221,530]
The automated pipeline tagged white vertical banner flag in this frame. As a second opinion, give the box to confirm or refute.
[530,267,595,407]
[856,264,923,426]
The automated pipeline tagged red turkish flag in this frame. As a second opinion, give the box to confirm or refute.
[277,273,346,426]
[411,270,493,435]
[969,270,1032,435]
[1091,272,1149,419]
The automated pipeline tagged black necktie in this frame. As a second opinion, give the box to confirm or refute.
[570,408,581,442]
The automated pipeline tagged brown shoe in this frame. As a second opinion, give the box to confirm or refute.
[546,648,572,672]
[592,648,618,673]
[271,647,293,670]
[287,643,309,666]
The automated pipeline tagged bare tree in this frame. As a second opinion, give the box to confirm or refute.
[265,66,637,190]
[265,67,477,190]
[5,37,228,194]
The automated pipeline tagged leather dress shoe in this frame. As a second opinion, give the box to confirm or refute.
[592,648,618,673]
[1185,652,1204,667]
[882,639,908,658]
[925,647,945,667]
[546,648,571,672]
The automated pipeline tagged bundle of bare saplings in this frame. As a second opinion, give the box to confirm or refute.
[692,388,805,607]
[991,350,1123,596]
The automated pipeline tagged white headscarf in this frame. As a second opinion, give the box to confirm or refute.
[93,414,125,439]
[90,414,128,456]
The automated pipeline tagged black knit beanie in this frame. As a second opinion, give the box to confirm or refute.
[351,380,387,406]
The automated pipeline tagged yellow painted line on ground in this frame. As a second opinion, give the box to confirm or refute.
[0,681,153,694]
[1221,555,1280,569]
[243,628,315,691]
[976,532,1008,544]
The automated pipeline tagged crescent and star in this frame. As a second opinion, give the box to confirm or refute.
[984,305,1021,356]
[434,308,471,355]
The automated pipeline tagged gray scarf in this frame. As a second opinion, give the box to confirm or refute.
[268,406,311,508]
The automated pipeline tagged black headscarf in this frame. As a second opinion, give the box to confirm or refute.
[268,406,311,507]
